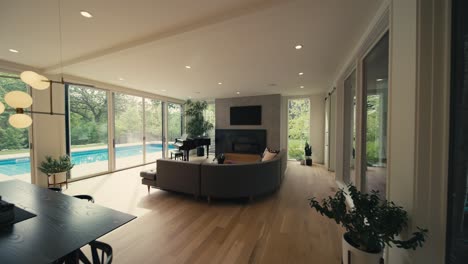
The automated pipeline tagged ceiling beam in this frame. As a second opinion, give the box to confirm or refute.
[42,0,292,74]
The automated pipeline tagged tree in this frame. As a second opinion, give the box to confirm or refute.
[0,73,30,151]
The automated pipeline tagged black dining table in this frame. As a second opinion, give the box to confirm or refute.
[0,180,136,264]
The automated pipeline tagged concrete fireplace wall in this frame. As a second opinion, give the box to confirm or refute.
[215,94,281,150]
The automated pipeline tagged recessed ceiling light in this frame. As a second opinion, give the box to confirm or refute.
[295,44,303,50]
[298,72,304,76]
[118,77,124,81]
[236,91,240,95]
[377,78,384,82]
[80,11,93,18]
[300,85,304,89]
[185,65,191,69]
[8,49,19,53]
[218,82,222,85]
[161,89,167,92]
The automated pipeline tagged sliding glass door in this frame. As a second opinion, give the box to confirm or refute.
[167,103,183,149]
[68,85,109,178]
[144,98,163,162]
[0,73,32,183]
[344,70,357,185]
[114,93,144,170]
[287,98,310,160]
[363,33,389,197]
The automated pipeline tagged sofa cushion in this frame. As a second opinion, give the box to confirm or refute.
[140,169,157,180]
[262,151,277,162]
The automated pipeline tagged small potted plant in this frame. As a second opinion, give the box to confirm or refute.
[309,185,427,264]
[39,155,74,188]
[304,142,312,166]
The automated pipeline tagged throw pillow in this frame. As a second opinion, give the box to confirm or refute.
[262,151,277,162]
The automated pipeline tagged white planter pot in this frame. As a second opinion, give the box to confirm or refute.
[48,172,67,185]
[342,234,383,264]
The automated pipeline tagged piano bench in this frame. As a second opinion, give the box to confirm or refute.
[140,169,157,193]
[170,150,184,160]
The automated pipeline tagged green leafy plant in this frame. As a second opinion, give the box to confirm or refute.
[304,142,312,157]
[309,184,427,253]
[184,100,213,138]
[38,155,74,176]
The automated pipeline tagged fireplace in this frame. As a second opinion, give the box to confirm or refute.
[215,129,266,155]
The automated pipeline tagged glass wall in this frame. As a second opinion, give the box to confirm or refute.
[167,103,183,145]
[0,73,31,183]
[114,93,144,170]
[68,85,109,178]
[344,70,357,185]
[144,98,163,162]
[287,98,310,160]
[204,102,215,155]
[363,33,389,197]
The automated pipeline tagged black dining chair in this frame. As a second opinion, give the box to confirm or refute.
[48,188,95,203]
[55,240,113,264]
[78,241,113,264]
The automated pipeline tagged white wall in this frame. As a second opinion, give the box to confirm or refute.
[31,80,67,187]
[331,0,451,263]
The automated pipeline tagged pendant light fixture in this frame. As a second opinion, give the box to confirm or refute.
[4,91,33,128]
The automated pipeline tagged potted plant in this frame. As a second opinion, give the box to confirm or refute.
[304,142,312,166]
[214,153,225,164]
[184,100,214,156]
[309,185,427,264]
[39,155,74,188]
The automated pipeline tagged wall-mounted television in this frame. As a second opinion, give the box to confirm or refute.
[230,105,262,125]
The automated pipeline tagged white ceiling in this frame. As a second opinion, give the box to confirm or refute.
[0,0,382,100]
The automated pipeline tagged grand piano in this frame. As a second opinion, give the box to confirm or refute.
[173,134,211,161]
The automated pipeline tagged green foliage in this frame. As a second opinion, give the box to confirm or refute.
[288,99,310,159]
[309,185,428,253]
[288,140,304,160]
[38,155,74,175]
[168,103,182,141]
[0,74,30,152]
[184,100,213,138]
[69,86,109,146]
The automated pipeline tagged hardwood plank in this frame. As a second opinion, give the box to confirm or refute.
[64,161,343,264]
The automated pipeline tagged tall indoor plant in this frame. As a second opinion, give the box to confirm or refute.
[184,100,213,156]
[39,155,74,188]
[309,185,427,264]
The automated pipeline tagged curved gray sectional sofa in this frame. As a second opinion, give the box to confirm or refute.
[141,150,287,201]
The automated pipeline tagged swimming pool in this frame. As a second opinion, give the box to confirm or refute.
[0,144,175,176]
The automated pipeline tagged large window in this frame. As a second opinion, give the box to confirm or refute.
[288,98,310,160]
[167,103,183,145]
[144,98,163,162]
[204,102,215,154]
[344,70,357,185]
[114,93,144,170]
[363,33,389,197]
[0,73,31,183]
[68,85,109,178]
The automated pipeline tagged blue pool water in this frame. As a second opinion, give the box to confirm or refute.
[0,144,175,176]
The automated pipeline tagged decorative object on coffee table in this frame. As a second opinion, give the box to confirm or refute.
[309,184,428,264]
[215,153,225,164]
[184,99,213,157]
[39,155,74,189]
[0,196,15,225]
[304,142,312,166]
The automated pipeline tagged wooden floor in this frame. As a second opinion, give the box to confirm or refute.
[64,161,343,264]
